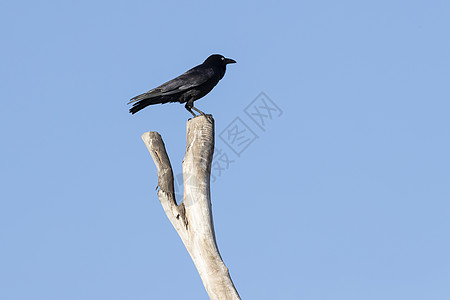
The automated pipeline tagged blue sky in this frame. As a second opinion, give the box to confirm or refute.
[1,0,449,299]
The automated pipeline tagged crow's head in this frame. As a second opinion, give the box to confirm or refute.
[204,54,237,67]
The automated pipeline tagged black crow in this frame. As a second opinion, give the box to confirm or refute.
[128,54,236,116]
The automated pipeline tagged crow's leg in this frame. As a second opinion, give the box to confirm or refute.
[185,102,197,117]
[191,106,206,116]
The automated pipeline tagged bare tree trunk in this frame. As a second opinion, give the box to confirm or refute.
[141,115,241,300]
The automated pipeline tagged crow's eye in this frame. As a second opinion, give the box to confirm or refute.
[221,57,225,60]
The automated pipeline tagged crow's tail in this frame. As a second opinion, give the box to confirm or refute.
[129,96,171,114]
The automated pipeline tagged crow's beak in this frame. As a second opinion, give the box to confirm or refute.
[224,58,237,64]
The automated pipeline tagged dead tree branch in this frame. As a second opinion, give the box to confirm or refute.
[141,115,240,300]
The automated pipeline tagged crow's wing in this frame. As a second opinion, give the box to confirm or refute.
[128,66,215,104]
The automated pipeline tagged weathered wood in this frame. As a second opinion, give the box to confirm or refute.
[142,115,240,300]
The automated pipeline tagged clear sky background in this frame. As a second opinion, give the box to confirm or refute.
[1,0,449,299]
